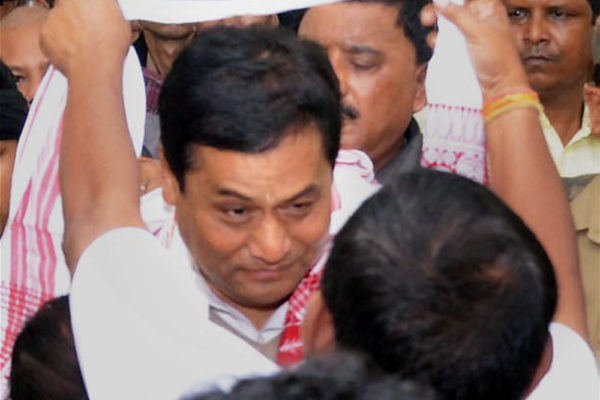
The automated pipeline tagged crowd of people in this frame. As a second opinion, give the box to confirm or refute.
[0,0,599,399]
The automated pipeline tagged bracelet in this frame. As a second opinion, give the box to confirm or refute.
[482,89,543,123]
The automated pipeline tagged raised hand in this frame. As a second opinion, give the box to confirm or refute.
[431,0,530,98]
[41,0,131,77]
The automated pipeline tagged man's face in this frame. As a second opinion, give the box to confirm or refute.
[164,126,333,318]
[0,22,49,104]
[0,140,17,236]
[299,3,426,171]
[504,0,594,94]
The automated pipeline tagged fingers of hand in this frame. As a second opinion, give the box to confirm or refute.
[433,0,476,38]
[41,0,130,74]
[420,3,438,27]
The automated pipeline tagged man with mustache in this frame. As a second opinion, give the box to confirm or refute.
[504,0,600,178]
[504,0,600,362]
[298,0,431,184]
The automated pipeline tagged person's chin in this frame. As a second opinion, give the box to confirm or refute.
[340,122,365,150]
[525,72,559,94]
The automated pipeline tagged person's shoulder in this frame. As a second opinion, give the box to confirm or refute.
[527,322,600,400]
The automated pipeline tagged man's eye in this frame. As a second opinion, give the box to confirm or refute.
[221,207,252,223]
[225,207,246,216]
[350,61,376,72]
[508,8,528,22]
[13,75,24,85]
[284,201,313,217]
[549,8,567,19]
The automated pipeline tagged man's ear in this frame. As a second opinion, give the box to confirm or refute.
[301,290,336,356]
[158,147,179,206]
[412,63,428,113]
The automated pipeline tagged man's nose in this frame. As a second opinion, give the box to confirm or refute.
[524,13,550,44]
[329,51,349,96]
[247,215,291,265]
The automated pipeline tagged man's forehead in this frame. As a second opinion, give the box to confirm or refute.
[186,130,329,183]
[0,25,46,59]
[503,0,591,9]
[301,3,407,49]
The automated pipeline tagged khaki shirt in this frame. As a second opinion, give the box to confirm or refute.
[566,175,600,364]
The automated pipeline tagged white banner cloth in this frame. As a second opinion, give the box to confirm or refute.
[119,0,340,23]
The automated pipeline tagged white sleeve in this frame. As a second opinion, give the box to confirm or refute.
[70,228,277,400]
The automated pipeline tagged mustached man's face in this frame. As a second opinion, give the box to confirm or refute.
[504,0,594,95]
[299,3,426,171]
[162,126,333,327]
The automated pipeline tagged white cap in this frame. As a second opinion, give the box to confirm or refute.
[119,0,341,23]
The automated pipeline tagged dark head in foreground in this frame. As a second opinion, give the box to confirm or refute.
[320,169,558,400]
[10,296,88,400]
[187,351,439,400]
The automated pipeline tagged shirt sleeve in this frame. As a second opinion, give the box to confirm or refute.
[70,227,277,399]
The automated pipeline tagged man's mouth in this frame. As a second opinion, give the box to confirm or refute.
[521,51,557,67]
[245,263,293,281]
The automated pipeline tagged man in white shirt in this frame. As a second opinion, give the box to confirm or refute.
[38,0,376,396]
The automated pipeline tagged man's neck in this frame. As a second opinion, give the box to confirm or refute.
[144,32,192,78]
[539,85,585,147]
[235,302,281,331]
[373,126,410,173]
[208,285,281,330]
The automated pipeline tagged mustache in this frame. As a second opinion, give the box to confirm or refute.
[342,105,359,120]
[521,46,559,61]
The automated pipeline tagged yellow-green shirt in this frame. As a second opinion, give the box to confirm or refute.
[541,105,600,178]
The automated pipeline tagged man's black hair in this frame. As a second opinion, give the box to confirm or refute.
[160,26,341,191]
[10,296,89,400]
[588,0,599,22]
[187,351,439,400]
[0,59,27,142]
[348,0,433,64]
[322,169,558,400]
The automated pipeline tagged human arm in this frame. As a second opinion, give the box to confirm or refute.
[429,0,587,337]
[41,0,145,271]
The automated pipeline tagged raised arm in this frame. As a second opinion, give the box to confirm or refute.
[41,0,144,271]
[430,0,587,337]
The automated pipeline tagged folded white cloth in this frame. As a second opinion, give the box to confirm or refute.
[421,0,487,184]
[0,48,145,390]
[119,0,341,23]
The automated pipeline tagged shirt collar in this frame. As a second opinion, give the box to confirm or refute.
[376,118,423,184]
[206,282,288,344]
[540,103,591,146]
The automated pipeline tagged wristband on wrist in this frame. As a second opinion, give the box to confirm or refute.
[482,89,543,123]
